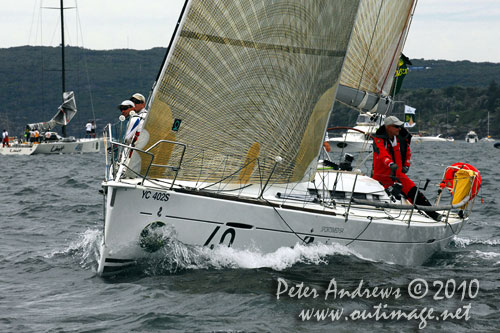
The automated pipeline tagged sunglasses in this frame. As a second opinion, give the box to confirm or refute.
[119,106,132,111]
[130,98,144,104]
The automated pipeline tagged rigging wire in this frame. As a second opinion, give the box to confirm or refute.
[262,197,307,244]
[28,0,39,45]
[346,216,373,246]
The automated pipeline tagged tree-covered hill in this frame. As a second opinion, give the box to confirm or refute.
[403,59,500,89]
[0,46,499,139]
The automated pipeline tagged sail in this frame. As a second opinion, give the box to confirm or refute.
[27,91,78,132]
[336,0,416,113]
[140,0,361,184]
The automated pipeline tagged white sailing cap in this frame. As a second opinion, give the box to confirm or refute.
[131,93,145,103]
[118,100,135,108]
[384,116,404,127]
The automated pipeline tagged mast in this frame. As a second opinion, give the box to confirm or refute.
[60,0,67,136]
[60,0,65,94]
[488,111,490,137]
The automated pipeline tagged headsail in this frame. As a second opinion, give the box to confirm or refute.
[140,0,361,184]
[27,91,77,132]
[336,0,416,114]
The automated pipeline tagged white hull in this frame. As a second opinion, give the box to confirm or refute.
[413,135,454,143]
[0,138,102,155]
[0,145,37,155]
[465,131,479,143]
[98,174,464,275]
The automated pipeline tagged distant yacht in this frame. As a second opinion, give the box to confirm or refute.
[0,0,101,156]
[481,111,495,142]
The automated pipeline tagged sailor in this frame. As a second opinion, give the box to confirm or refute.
[34,129,40,143]
[117,100,135,143]
[24,127,30,143]
[130,93,148,118]
[85,121,92,138]
[372,116,441,221]
[125,93,148,145]
[2,129,8,147]
[90,121,96,138]
[118,93,149,178]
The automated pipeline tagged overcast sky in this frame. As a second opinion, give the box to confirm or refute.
[2,0,499,63]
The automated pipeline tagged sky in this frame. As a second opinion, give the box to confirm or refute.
[2,0,500,63]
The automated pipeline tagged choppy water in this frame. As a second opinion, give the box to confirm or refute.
[1,142,499,332]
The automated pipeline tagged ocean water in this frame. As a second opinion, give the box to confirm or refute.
[1,141,499,332]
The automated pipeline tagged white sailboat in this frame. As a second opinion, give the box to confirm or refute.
[0,0,101,156]
[481,111,495,142]
[97,0,481,275]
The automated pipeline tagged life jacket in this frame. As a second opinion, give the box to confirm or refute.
[373,125,412,168]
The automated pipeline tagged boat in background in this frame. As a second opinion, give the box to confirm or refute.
[328,113,382,153]
[0,0,100,156]
[413,134,454,143]
[481,111,495,142]
[0,92,101,156]
[97,0,481,276]
[465,130,479,143]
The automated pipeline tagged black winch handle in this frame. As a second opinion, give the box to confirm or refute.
[390,169,400,183]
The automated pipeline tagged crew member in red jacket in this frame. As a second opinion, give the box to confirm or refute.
[372,116,441,221]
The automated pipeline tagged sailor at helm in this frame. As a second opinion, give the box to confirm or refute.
[372,116,441,221]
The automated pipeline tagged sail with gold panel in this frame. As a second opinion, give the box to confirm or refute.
[136,0,361,184]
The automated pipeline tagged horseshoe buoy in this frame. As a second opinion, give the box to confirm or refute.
[440,163,481,203]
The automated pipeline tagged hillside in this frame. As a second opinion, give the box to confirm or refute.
[0,46,499,138]
[0,46,165,137]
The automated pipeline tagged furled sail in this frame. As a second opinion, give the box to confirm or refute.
[27,91,77,132]
[336,0,416,114]
[140,0,361,184]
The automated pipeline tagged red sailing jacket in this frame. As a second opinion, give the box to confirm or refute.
[372,125,414,193]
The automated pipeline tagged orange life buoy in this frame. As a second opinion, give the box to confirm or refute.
[440,163,481,199]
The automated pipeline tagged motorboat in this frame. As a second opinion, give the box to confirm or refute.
[328,113,381,153]
[465,131,479,143]
[413,134,454,143]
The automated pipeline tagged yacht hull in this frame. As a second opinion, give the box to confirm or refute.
[97,182,461,275]
[0,145,37,155]
[0,138,102,155]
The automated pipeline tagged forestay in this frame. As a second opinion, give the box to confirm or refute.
[139,0,360,184]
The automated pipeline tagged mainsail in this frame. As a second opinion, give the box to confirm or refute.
[336,0,416,113]
[27,91,78,132]
[140,0,361,184]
